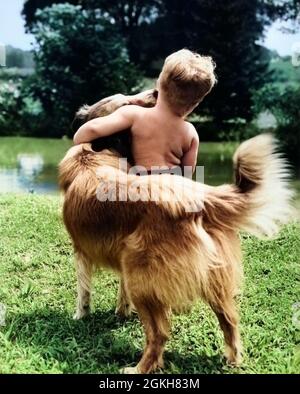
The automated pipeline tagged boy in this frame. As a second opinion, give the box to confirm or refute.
[73,49,216,175]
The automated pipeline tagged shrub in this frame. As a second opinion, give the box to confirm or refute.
[0,80,44,136]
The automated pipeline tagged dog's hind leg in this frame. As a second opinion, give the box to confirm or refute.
[73,253,92,320]
[210,298,242,366]
[122,299,170,374]
[115,278,133,318]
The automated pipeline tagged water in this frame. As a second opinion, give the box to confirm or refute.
[0,154,58,194]
[0,148,298,197]
[0,152,235,195]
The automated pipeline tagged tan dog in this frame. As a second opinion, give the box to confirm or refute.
[60,112,292,373]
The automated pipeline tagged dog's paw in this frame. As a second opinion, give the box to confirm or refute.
[225,346,242,367]
[120,366,140,374]
[115,304,132,317]
[115,303,133,318]
[73,307,90,320]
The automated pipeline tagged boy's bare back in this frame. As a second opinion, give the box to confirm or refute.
[128,105,198,170]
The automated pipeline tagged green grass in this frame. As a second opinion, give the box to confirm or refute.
[0,194,299,373]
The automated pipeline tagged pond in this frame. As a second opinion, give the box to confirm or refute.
[0,137,235,194]
[0,154,58,194]
[0,137,298,198]
[0,137,71,194]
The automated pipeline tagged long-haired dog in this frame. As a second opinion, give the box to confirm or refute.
[59,105,292,374]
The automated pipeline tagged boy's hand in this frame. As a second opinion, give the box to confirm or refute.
[127,89,157,107]
[97,89,157,110]
[97,94,130,110]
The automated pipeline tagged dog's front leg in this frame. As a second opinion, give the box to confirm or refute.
[73,253,92,320]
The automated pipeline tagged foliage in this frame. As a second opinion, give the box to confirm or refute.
[84,0,163,64]
[270,0,300,21]
[0,68,34,82]
[22,0,82,30]
[28,3,140,137]
[0,79,44,136]
[143,0,275,124]
[253,84,300,172]
[23,0,162,65]
[5,45,35,69]
[269,53,300,89]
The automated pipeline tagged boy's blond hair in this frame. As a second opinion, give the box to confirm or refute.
[158,49,216,116]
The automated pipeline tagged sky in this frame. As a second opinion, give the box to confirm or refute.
[0,0,34,50]
[0,0,300,56]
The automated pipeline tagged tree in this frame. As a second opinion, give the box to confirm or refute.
[28,3,140,137]
[84,0,162,63]
[136,0,274,124]
[22,0,162,64]
[265,0,300,22]
[22,0,82,30]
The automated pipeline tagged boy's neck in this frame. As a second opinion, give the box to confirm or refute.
[154,94,185,120]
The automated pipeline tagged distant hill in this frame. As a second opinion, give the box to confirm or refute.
[5,45,34,69]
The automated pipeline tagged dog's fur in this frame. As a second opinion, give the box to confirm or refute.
[59,131,293,373]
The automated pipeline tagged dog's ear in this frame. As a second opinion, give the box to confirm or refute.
[71,104,90,133]
[71,116,84,133]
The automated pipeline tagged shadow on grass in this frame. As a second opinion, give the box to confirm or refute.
[6,308,228,374]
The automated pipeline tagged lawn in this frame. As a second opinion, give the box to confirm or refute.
[0,194,299,373]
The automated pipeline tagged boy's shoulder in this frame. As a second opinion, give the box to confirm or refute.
[184,121,199,141]
[115,104,145,120]
[117,104,144,115]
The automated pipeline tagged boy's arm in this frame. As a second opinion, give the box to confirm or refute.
[181,125,199,173]
[73,106,134,145]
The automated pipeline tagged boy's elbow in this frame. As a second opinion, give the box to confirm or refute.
[73,124,96,145]
[73,132,85,145]
[73,132,80,145]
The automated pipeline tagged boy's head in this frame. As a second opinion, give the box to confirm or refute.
[158,49,217,116]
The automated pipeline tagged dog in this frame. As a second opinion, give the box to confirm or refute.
[59,104,292,374]
[59,135,292,373]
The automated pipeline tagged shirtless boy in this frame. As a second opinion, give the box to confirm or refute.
[73,49,216,175]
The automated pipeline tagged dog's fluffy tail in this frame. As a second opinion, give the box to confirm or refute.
[204,134,294,238]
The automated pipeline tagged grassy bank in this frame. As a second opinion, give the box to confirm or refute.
[0,194,299,373]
